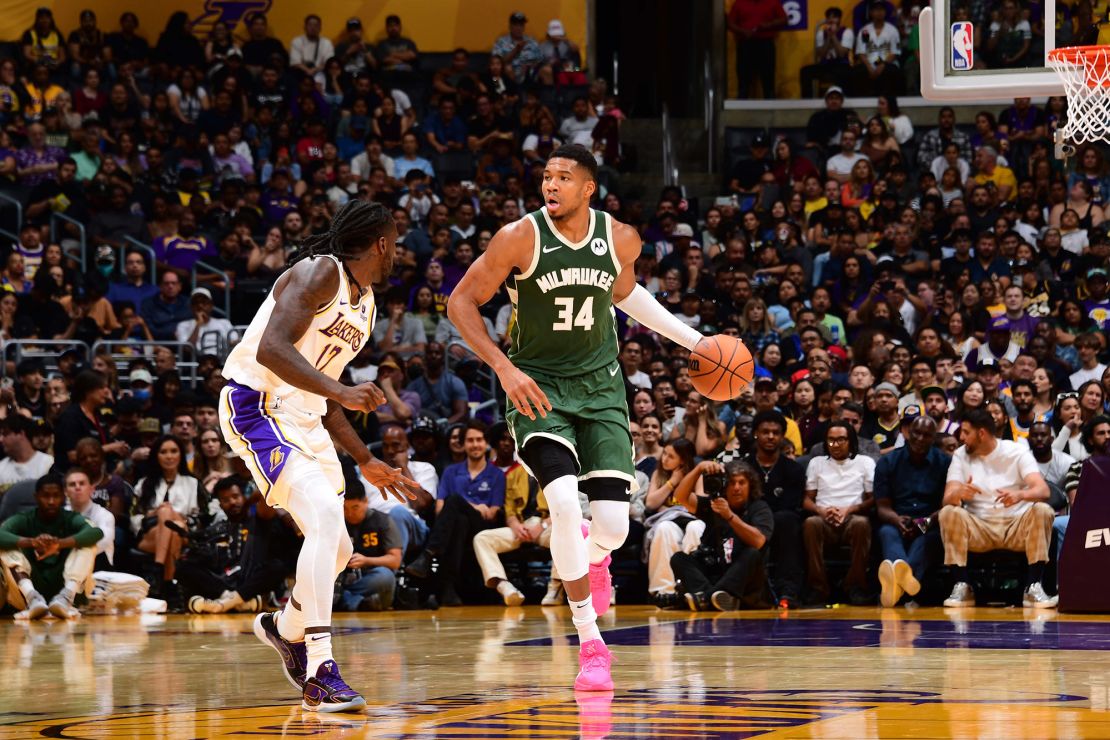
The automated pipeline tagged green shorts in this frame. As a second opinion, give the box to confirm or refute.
[507,361,636,489]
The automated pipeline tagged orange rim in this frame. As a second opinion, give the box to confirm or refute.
[1049,46,1110,88]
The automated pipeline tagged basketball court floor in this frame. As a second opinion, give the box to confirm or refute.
[2,605,1110,738]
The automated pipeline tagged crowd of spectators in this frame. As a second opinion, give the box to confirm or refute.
[0,7,1106,617]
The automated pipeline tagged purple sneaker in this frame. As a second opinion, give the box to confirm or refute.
[302,660,367,713]
[253,611,308,690]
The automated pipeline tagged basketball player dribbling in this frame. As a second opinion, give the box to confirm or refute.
[220,200,420,712]
[449,144,729,690]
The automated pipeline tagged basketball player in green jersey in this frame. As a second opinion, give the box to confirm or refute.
[449,145,718,690]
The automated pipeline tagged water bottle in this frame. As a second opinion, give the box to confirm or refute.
[830,324,840,346]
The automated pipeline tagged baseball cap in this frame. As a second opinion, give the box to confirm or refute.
[130,369,154,385]
[901,404,923,422]
[825,86,845,98]
[96,245,115,264]
[346,17,362,29]
[31,418,52,436]
[988,316,1010,332]
[754,375,776,388]
[191,287,213,302]
[547,19,565,37]
[874,382,900,397]
[509,11,527,23]
[1090,267,1109,281]
[920,385,947,401]
[977,358,1000,372]
[672,223,694,238]
[379,358,401,373]
[791,368,811,384]
[139,417,161,434]
[751,131,770,148]
[412,416,437,436]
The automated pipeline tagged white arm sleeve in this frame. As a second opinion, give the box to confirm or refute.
[615,283,704,350]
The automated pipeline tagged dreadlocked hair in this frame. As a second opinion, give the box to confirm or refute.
[288,200,393,266]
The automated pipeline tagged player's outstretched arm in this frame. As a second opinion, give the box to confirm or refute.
[447,219,552,420]
[256,258,384,412]
[610,220,706,351]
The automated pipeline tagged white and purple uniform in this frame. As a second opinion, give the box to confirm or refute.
[219,255,376,504]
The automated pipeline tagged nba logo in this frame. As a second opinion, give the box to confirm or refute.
[951,22,974,70]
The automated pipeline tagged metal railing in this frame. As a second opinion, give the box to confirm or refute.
[661,102,677,187]
[122,237,158,286]
[0,192,22,243]
[50,212,86,272]
[704,49,716,175]
[192,260,231,318]
[91,340,199,387]
[1,340,89,378]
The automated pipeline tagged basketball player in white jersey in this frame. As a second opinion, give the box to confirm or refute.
[220,200,419,712]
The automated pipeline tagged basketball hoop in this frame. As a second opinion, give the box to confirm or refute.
[1048,45,1110,161]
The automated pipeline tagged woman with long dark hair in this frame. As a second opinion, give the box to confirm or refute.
[193,428,233,494]
[131,435,201,590]
[954,379,987,419]
[1053,391,1088,460]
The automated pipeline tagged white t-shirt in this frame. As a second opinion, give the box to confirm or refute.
[931,155,970,184]
[559,115,598,147]
[176,316,235,348]
[826,151,869,179]
[0,451,52,493]
[855,22,901,64]
[1016,440,1075,488]
[626,369,653,391]
[806,454,875,509]
[815,26,854,62]
[72,500,116,563]
[946,439,1041,522]
[1071,363,1108,389]
[361,459,438,513]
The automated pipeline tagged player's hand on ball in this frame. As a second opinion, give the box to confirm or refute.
[360,459,421,503]
[340,382,387,412]
[499,364,551,420]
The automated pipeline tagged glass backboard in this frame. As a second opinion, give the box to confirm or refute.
[920,0,1067,100]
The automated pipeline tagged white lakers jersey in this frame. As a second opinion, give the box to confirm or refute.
[223,255,376,416]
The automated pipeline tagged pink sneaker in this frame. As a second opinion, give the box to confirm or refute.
[574,639,614,691]
[581,523,612,616]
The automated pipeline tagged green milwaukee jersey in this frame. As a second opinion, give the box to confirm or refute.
[508,207,621,377]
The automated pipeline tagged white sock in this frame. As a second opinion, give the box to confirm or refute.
[17,578,38,602]
[305,630,334,677]
[278,596,306,642]
[569,594,602,644]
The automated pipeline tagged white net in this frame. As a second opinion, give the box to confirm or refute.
[1048,46,1110,147]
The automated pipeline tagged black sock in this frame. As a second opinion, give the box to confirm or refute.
[1027,562,1045,587]
[952,566,969,584]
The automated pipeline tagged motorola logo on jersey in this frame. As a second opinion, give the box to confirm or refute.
[319,314,365,351]
[591,238,608,256]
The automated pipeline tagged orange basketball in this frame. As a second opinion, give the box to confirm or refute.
[688,335,755,401]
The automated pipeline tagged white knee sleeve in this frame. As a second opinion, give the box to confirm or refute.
[587,500,630,563]
[284,460,349,628]
[545,474,588,582]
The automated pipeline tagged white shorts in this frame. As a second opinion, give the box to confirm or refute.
[219,380,343,508]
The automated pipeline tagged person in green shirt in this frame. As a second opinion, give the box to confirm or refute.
[0,472,103,619]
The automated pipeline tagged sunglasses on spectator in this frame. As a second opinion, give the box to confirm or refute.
[1057,392,1079,401]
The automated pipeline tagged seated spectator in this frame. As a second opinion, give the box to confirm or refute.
[803,421,875,604]
[140,271,192,342]
[0,473,102,620]
[377,14,418,71]
[473,423,553,605]
[940,408,1056,608]
[21,8,65,72]
[132,435,202,598]
[0,416,54,494]
[64,468,116,570]
[175,287,233,349]
[373,357,421,428]
[875,416,949,607]
[559,97,598,148]
[192,429,234,494]
[826,130,867,184]
[394,131,435,181]
[362,423,435,561]
[338,467,403,612]
[53,370,127,472]
[405,342,469,423]
[852,0,901,96]
[643,439,698,606]
[405,420,505,606]
[424,97,468,154]
[670,460,774,610]
[180,476,292,614]
[492,12,544,81]
[800,7,854,97]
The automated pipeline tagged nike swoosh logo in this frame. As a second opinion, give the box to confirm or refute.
[542,245,562,254]
[310,635,328,641]
[609,366,619,376]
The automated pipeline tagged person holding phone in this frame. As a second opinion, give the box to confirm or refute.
[874,416,949,607]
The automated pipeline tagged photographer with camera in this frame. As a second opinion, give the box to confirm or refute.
[178,476,294,614]
[668,460,774,611]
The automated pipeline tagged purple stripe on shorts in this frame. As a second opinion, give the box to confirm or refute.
[226,380,292,487]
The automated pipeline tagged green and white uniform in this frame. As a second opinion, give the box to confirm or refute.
[506,206,635,490]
